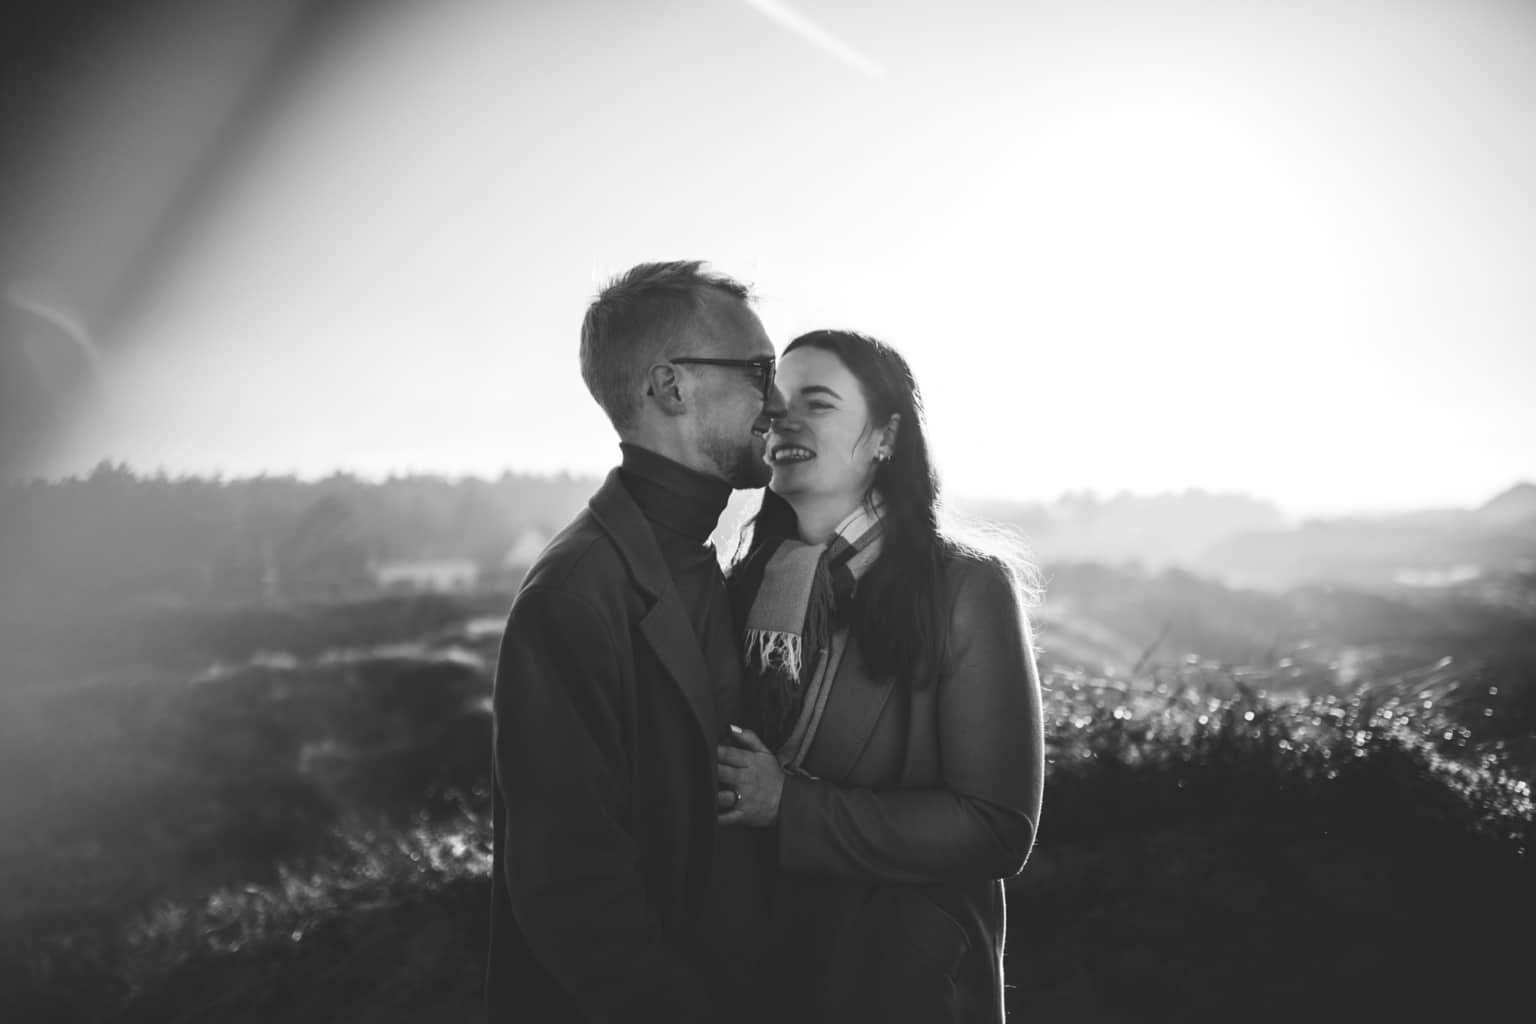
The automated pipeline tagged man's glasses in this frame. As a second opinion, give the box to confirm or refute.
[669,356,777,402]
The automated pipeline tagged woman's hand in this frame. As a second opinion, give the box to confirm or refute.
[716,725,784,827]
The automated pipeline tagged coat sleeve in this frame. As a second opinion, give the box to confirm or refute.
[776,558,1046,883]
[493,584,717,1022]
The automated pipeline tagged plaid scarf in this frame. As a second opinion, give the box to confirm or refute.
[741,496,886,751]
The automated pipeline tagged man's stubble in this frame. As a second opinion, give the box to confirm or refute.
[702,431,771,490]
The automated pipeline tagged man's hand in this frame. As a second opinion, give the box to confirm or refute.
[715,725,784,827]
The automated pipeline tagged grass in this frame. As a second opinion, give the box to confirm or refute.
[4,665,1531,1023]
[1,812,492,1023]
[1039,663,1534,855]
[124,814,491,962]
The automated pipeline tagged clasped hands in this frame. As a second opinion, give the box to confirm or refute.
[716,724,784,827]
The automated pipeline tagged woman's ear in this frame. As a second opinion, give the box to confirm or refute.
[880,412,901,456]
[645,363,687,415]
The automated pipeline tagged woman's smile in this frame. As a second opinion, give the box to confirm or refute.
[770,443,816,464]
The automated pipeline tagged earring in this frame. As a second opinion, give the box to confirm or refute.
[875,450,891,463]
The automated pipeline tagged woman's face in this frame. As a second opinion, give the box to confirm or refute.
[766,346,891,507]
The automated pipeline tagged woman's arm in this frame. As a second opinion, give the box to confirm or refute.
[775,557,1045,884]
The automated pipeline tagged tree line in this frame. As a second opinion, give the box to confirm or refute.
[0,463,597,617]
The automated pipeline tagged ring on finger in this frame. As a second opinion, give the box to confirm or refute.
[731,788,741,809]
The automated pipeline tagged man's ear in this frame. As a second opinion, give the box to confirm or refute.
[645,363,687,415]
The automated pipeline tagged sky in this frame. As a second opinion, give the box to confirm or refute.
[19,0,1536,517]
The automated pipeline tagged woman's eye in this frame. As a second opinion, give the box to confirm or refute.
[807,401,833,411]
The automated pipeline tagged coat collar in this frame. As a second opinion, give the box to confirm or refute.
[588,468,674,600]
[588,469,717,746]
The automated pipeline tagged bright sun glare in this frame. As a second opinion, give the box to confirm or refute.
[26,0,1536,516]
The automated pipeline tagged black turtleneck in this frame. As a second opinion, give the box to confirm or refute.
[617,442,741,737]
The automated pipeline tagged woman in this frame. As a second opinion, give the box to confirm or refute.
[717,329,1045,1024]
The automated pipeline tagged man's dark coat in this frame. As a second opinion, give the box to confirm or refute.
[486,470,732,1022]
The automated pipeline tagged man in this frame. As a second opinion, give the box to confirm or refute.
[487,261,783,1022]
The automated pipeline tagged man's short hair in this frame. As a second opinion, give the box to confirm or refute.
[579,260,754,431]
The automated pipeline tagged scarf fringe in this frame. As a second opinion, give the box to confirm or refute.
[745,628,804,683]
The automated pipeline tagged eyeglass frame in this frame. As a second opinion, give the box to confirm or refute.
[665,356,777,402]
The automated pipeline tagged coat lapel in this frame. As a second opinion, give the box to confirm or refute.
[802,631,898,782]
[588,470,717,746]
[638,599,717,743]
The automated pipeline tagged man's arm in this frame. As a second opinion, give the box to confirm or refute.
[494,584,716,1021]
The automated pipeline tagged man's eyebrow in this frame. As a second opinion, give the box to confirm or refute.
[800,385,842,399]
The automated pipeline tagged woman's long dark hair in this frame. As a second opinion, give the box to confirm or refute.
[731,329,955,686]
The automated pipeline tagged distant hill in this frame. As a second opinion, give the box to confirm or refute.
[956,489,1288,567]
[1036,558,1536,681]
[1189,482,1536,589]
[1477,481,1536,527]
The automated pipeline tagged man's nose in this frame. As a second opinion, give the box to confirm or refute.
[761,385,788,420]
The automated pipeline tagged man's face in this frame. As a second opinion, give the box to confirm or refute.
[684,292,781,489]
